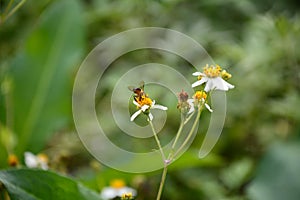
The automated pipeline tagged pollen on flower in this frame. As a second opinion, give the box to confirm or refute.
[221,69,232,80]
[37,153,49,164]
[203,64,222,78]
[194,91,207,100]
[136,96,153,108]
[121,192,133,200]
[110,179,126,189]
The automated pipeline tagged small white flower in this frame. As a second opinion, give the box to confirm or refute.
[192,64,234,92]
[24,152,49,170]
[130,100,168,121]
[100,180,137,200]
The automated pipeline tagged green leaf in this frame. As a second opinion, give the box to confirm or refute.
[0,168,101,200]
[10,0,85,154]
[247,141,300,200]
[220,158,253,190]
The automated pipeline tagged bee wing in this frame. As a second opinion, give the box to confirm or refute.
[128,86,135,91]
[139,80,145,90]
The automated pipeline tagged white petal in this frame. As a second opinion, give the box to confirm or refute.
[192,77,208,88]
[141,105,150,112]
[205,103,213,112]
[187,99,194,104]
[133,100,140,107]
[204,79,214,92]
[40,162,49,170]
[24,152,38,168]
[100,187,118,200]
[192,72,206,76]
[130,110,142,121]
[225,80,235,90]
[152,100,156,106]
[215,77,228,91]
[148,113,154,121]
[187,99,195,114]
[152,104,168,110]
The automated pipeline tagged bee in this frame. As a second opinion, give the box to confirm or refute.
[128,81,146,102]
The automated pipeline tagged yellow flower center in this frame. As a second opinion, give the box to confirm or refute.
[37,153,49,164]
[203,64,222,78]
[110,179,126,189]
[8,154,19,167]
[136,95,153,107]
[221,70,232,80]
[194,91,207,100]
[121,192,133,200]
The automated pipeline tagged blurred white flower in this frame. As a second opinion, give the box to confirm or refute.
[100,179,137,200]
[192,64,234,92]
[24,152,49,170]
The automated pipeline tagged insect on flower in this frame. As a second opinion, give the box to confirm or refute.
[128,80,146,102]
[128,81,168,121]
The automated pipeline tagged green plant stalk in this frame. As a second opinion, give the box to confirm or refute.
[1,0,27,24]
[148,118,168,200]
[168,111,196,160]
[3,0,14,16]
[149,119,166,162]
[156,164,168,200]
[170,120,184,153]
[17,7,71,154]
[172,105,203,159]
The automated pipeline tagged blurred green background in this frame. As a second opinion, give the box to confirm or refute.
[1,0,300,200]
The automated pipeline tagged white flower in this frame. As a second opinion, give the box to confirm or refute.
[24,152,49,170]
[192,64,234,92]
[100,180,137,200]
[130,100,168,121]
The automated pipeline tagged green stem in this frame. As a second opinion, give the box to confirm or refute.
[1,0,27,24]
[149,119,166,162]
[148,118,169,200]
[156,164,168,200]
[4,0,14,16]
[168,111,196,159]
[172,105,202,159]
[183,111,195,125]
[170,121,184,152]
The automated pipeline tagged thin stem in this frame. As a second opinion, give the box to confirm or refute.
[149,119,166,162]
[148,118,168,200]
[4,0,14,16]
[172,105,202,159]
[183,111,195,125]
[171,120,184,151]
[1,0,27,24]
[168,111,195,161]
[156,164,168,200]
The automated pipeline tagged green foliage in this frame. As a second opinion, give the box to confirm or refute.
[2,0,85,155]
[1,0,300,199]
[0,168,101,200]
[247,142,300,200]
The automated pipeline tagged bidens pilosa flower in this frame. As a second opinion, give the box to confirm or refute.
[24,152,49,170]
[188,91,213,113]
[130,88,167,122]
[192,64,234,92]
[100,179,137,200]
